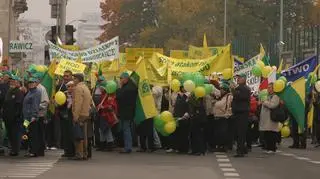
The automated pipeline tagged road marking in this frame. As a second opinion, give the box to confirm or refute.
[294,157,311,161]
[277,151,319,166]
[217,158,230,162]
[216,155,228,158]
[224,173,240,177]
[309,161,320,164]
[221,168,236,172]
[280,153,295,156]
[215,154,240,179]
[219,163,233,167]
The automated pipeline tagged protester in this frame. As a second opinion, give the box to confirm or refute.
[3,75,24,156]
[231,73,251,157]
[72,73,92,160]
[259,83,280,153]
[247,93,259,150]
[23,78,42,157]
[151,85,162,149]
[116,72,138,154]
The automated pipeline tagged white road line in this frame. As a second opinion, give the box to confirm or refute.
[219,163,233,167]
[221,168,236,172]
[280,153,295,156]
[15,163,53,167]
[294,157,311,161]
[216,155,228,158]
[309,161,320,164]
[225,178,240,179]
[5,176,37,178]
[217,158,230,162]
[224,173,240,177]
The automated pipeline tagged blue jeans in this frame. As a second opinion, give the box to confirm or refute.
[122,120,132,151]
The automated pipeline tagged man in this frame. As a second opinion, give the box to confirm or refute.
[231,73,251,157]
[0,73,8,154]
[72,73,92,160]
[3,75,24,156]
[116,72,138,153]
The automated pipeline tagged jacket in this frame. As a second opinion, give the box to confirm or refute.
[231,84,251,114]
[116,80,138,120]
[213,93,233,118]
[72,82,92,121]
[152,86,163,113]
[3,87,24,122]
[249,96,258,117]
[173,93,189,118]
[23,88,41,120]
[37,84,49,117]
[259,94,280,132]
[98,92,118,126]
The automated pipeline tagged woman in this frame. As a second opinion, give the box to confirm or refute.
[259,83,280,153]
[213,83,233,152]
[188,92,206,156]
[23,78,42,157]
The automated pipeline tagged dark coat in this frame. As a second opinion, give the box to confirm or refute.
[3,87,24,122]
[231,84,251,114]
[116,80,138,121]
[173,93,189,118]
[23,88,41,120]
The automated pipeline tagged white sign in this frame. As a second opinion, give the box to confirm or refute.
[235,55,260,93]
[48,36,119,63]
[0,38,3,63]
[9,40,33,53]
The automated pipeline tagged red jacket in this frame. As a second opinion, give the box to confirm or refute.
[249,96,258,117]
[97,92,118,126]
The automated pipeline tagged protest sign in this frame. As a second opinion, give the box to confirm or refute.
[188,45,224,59]
[170,50,188,59]
[49,36,119,63]
[55,59,86,76]
[125,48,163,70]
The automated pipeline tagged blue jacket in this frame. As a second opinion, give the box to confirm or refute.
[23,88,41,121]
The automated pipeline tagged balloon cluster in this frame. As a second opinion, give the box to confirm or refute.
[273,77,287,93]
[154,111,176,136]
[171,72,215,98]
[251,60,274,78]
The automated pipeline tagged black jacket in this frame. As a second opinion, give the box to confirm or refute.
[231,84,251,114]
[173,93,189,118]
[116,80,138,120]
[3,87,24,122]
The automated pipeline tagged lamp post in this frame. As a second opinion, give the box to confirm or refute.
[224,0,227,45]
[279,0,284,63]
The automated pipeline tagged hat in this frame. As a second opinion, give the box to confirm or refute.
[32,72,44,81]
[28,77,38,83]
[220,83,230,91]
[73,73,84,82]
[10,75,21,81]
[236,73,246,78]
[120,72,129,79]
[3,71,12,77]
[98,75,105,81]
[96,81,107,88]
[66,81,74,86]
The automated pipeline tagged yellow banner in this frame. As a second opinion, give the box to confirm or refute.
[60,45,80,51]
[188,45,224,59]
[125,48,164,70]
[170,50,188,59]
[55,59,86,76]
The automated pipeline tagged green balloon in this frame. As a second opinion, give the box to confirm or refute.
[158,127,170,137]
[252,65,262,77]
[204,84,213,95]
[279,76,287,84]
[181,72,193,83]
[193,73,205,87]
[106,80,117,94]
[259,89,268,101]
[154,115,165,130]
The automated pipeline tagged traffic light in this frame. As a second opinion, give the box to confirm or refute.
[50,25,76,45]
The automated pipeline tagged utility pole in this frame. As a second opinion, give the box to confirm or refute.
[224,0,227,45]
[279,0,284,63]
[59,0,67,44]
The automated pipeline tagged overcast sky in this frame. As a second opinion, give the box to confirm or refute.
[22,0,101,24]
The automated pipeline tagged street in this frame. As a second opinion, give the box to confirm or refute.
[0,140,319,179]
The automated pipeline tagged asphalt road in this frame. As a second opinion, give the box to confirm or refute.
[0,140,319,179]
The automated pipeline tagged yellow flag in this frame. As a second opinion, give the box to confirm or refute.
[308,104,314,128]
[203,33,208,49]
[259,43,266,60]
[277,59,283,73]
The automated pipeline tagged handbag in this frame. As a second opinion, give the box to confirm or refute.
[73,123,84,140]
[270,104,286,123]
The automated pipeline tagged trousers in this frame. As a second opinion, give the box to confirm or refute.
[234,112,249,155]
[74,122,88,159]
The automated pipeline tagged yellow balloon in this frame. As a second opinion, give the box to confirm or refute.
[55,91,67,105]
[272,66,277,71]
[262,66,272,78]
[281,126,290,138]
[164,121,177,134]
[171,79,181,92]
[160,111,174,123]
[194,86,206,98]
[222,68,233,80]
[273,80,285,92]
[256,60,265,68]
[183,80,195,92]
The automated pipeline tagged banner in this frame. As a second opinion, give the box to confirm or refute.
[281,55,317,82]
[188,45,224,59]
[49,36,119,63]
[125,48,163,70]
[55,59,86,76]
[235,55,260,93]
[170,50,188,59]
[60,45,80,51]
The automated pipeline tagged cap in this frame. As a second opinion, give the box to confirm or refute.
[66,81,74,86]
[73,73,84,82]
[28,77,38,83]
[32,72,44,81]
[10,75,21,81]
[236,73,246,78]
[220,83,230,91]
[120,72,129,79]
[98,75,105,81]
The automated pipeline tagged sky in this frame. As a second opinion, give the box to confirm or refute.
[22,0,101,25]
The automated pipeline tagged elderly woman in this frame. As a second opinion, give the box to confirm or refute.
[259,83,280,153]
[23,78,42,157]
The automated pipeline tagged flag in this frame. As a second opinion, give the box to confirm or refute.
[277,59,284,73]
[278,77,305,132]
[259,44,270,65]
[131,59,158,125]
[41,60,57,113]
[203,33,210,58]
[307,104,314,129]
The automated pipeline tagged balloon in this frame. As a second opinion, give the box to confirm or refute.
[183,80,195,92]
[160,111,174,123]
[251,65,262,77]
[164,121,177,134]
[106,80,118,94]
[204,84,213,95]
[35,65,45,72]
[272,66,277,71]
[262,66,272,78]
[281,126,290,138]
[222,68,233,80]
[278,76,287,84]
[273,80,285,92]
[194,86,206,98]
[259,89,268,101]
[256,60,265,68]
[181,72,193,83]
[154,115,165,130]
[55,91,67,105]
[315,81,320,93]
[158,128,170,137]
[311,73,317,84]
[193,74,205,87]
[171,79,181,92]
